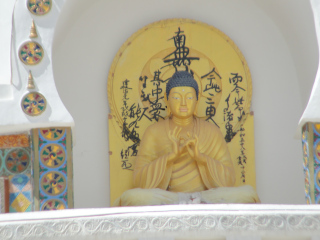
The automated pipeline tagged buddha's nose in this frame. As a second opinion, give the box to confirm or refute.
[181,97,186,106]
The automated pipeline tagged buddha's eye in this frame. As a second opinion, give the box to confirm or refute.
[172,97,180,100]
[187,97,193,100]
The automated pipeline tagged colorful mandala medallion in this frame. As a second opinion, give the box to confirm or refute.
[306,195,311,204]
[303,155,308,169]
[315,141,320,163]
[19,41,44,65]
[303,142,308,168]
[21,92,46,116]
[302,124,308,141]
[40,144,66,168]
[41,171,66,196]
[315,168,320,190]
[40,128,65,141]
[314,123,320,136]
[27,0,52,15]
[305,168,310,195]
[41,199,66,211]
[5,149,30,174]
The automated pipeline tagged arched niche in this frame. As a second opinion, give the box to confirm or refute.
[52,0,317,207]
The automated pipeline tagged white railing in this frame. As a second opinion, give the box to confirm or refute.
[1,204,320,240]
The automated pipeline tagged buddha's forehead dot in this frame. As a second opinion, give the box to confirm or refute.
[182,89,185,92]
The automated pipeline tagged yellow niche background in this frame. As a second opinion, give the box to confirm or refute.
[108,18,256,204]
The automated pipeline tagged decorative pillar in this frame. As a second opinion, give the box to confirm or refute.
[0,133,33,212]
[301,123,320,203]
[31,127,74,211]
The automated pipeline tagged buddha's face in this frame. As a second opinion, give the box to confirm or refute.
[168,86,197,119]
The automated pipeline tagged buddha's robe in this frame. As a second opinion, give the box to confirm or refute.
[134,118,235,192]
[114,118,260,206]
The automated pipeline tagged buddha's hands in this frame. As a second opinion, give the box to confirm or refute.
[167,127,187,163]
[185,133,206,164]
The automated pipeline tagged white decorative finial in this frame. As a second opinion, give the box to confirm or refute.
[27,70,35,89]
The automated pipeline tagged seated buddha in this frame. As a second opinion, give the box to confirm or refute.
[114,71,260,206]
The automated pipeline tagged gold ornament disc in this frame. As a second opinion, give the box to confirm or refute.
[27,0,52,16]
[19,41,44,65]
[21,92,47,116]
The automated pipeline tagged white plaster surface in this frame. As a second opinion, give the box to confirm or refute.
[0,0,16,100]
[52,0,318,208]
[0,0,317,209]
[299,0,320,130]
[0,0,16,86]
[0,0,74,135]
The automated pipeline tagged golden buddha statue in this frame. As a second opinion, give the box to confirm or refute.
[114,71,259,206]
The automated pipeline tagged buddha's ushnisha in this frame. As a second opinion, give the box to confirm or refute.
[115,71,259,206]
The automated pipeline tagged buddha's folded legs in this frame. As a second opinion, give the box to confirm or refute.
[200,185,260,204]
[113,185,260,206]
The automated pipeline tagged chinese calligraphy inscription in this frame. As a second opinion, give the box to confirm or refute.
[108,19,255,204]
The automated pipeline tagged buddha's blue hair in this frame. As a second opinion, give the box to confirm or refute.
[166,71,199,100]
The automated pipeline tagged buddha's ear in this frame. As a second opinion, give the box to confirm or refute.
[164,91,171,118]
[193,91,200,117]
[166,107,172,118]
[193,99,200,118]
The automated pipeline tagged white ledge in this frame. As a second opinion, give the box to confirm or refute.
[1,204,320,239]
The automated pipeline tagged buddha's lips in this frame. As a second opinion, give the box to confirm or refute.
[179,108,188,112]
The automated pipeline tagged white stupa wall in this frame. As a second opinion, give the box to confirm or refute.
[0,0,318,208]
[299,0,320,128]
[0,0,15,86]
[0,0,74,135]
[0,0,16,100]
